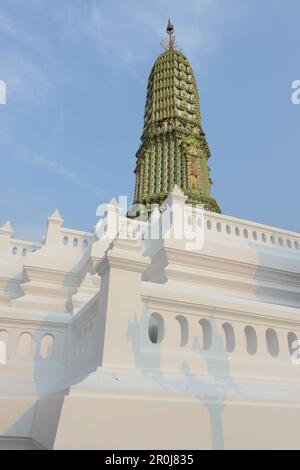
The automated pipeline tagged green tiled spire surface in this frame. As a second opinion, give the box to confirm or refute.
[133,29,221,213]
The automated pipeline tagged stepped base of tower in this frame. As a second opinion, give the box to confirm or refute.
[2,369,300,449]
[23,368,300,449]
[184,191,221,213]
[133,191,221,216]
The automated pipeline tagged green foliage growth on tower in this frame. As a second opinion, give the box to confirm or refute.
[133,46,221,214]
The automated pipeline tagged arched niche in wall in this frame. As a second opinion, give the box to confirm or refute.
[40,334,55,360]
[16,332,32,358]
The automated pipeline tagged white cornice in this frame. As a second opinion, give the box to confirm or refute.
[140,281,300,326]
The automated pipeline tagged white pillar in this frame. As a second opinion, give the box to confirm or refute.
[0,221,13,255]
[96,235,150,369]
[45,210,64,245]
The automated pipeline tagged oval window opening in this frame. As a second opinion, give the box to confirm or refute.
[0,330,8,365]
[222,322,235,353]
[199,318,212,350]
[148,313,164,344]
[288,332,298,357]
[244,325,257,355]
[175,315,189,347]
[266,328,279,357]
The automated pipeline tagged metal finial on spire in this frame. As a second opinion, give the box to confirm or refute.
[166,18,174,36]
[160,18,180,51]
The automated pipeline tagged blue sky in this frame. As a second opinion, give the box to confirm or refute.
[0,0,299,241]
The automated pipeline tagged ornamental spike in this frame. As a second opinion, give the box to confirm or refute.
[160,18,179,51]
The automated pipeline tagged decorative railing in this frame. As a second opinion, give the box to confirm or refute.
[9,239,41,258]
[203,211,300,253]
[60,228,95,252]
[143,307,300,366]
[66,294,101,379]
[0,318,67,377]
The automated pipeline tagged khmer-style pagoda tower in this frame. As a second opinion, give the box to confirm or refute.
[132,20,220,213]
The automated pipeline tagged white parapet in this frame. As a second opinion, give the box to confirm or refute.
[1,195,300,449]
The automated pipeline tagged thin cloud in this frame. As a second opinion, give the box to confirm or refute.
[0,8,50,104]
[15,147,99,196]
[0,11,20,40]
[0,55,51,104]
[55,0,241,70]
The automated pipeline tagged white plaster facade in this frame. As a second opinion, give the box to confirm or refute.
[1,187,300,449]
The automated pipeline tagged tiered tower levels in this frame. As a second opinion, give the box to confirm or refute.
[133,50,220,213]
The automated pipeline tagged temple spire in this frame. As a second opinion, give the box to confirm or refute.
[132,26,221,214]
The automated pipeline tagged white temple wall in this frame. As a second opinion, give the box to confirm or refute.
[1,192,300,448]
